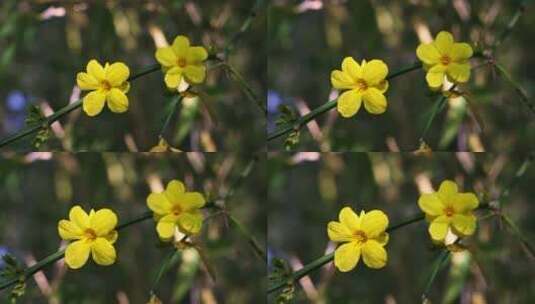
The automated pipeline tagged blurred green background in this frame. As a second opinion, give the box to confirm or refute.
[0,0,266,152]
[268,0,535,152]
[268,152,535,303]
[0,152,266,303]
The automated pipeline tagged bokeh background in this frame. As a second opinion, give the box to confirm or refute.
[0,152,266,303]
[268,0,535,152]
[0,0,266,151]
[268,152,535,303]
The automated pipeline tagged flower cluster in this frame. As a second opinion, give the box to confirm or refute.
[330,30,473,119]
[76,35,208,117]
[57,179,205,270]
[327,179,479,273]
[147,179,206,241]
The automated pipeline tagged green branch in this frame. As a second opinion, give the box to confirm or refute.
[0,64,161,148]
[0,210,154,291]
[223,0,264,57]
[494,62,535,115]
[267,61,422,142]
[267,212,426,294]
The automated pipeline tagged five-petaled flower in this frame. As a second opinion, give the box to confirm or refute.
[331,57,389,118]
[416,31,473,90]
[418,180,479,243]
[76,59,131,117]
[58,205,118,269]
[327,207,389,272]
[147,179,206,240]
[155,35,208,90]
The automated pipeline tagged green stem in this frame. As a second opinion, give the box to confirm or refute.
[224,62,266,113]
[158,95,182,138]
[0,64,162,148]
[0,210,154,291]
[493,2,527,49]
[223,0,264,57]
[494,62,535,115]
[501,214,535,258]
[267,212,427,294]
[418,84,458,145]
[422,249,451,300]
[267,61,422,142]
[227,213,266,261]
[150,249,182,295]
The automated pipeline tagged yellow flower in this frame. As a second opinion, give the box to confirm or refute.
[416,31,473,90]
[146,180,206,240]
[327,207,389,272]
[155,35,208,90]
[330,57,389,118]
[58,205,118,269]
[418,180,479,243]
[76,59,131,117]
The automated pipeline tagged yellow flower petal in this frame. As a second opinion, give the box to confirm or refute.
[76,72,100,90]
[362,59,388,86]
[327,221,354,242]
[446,62,471,83]
[106,230,118,244]
[183,65,206,84]
[82,90,106,117]
[334,241,361,272]
[418,193,445,216]
[164,69,183,89]
[376,232,389,246]
[450,42,473,61]
[91,238,116,266]
[172,35,190,57]
[90,208,118,236]
[106,88,129,113]
[341,57,362,80]
[428,215,450,241]
[362,87,387,114]
[155,46,178,67]
[451,214,476,236]
[65,240,91,269]
[186,46,208,64]
[339,206,361,232]
[105,62,130,87]
[164,180,186,202]
[361,240,387,269]
[69,205,90,230]
[177,211,203,235]
[377,80,389,93]
[147,192,172,215]
[452,193,479,213]
[156,214,179,240]
[425,64,446,89]
[331,70,355,90]
[360,210,389,239]
[58,220,83,240]
[416,43,441,65]
[434,31,454,54]
[337,89,362,118]
[177,192,206,211]
[87,59,105,81]
[438,180,458,204]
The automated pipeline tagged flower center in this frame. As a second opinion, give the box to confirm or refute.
[84,228,97,241]
[444,206,455,217]
[353,230,368,243]
[101,80,112,90]
[440,55,451,66]
[356,79,368,91]
[177,58,187,68]
[172,205,182,216]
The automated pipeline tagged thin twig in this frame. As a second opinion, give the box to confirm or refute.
[223,0,264,57]
[158,95,183,138]
[223,62,266,113]
[421,249,451,301]
[267,61,423,142]
[494,62,535,115]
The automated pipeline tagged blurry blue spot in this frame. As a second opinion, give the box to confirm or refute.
[268,90,283,114]
[0,246,8,269]
[6,90,27,112]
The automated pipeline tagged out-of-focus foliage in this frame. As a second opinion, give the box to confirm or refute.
[0,152,266,303]
[0,0,266,152]
[268,152,535,303]
[268,1,535,152]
